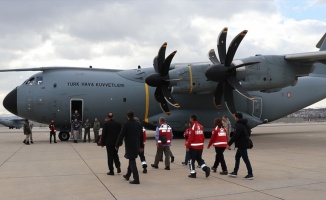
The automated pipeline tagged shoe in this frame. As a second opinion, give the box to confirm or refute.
[129,180,140,184]
[54,141,57,143]
[204,167,210,177]
[74,140,77,143]
[26,142,30,145]
[117,168,121,173]
[182,162,186,165]
[107,172,114,176]
[228,172,237,177]
[188,173,196,178]
[123,175,130,181]
[143,168,147,173]
[151,164,158,169]
[171,156,174,163]
[220,171,228,175]
[211,167,217,173]
[88,141,90,143]
[165,166,170,170]
[83,141,86,143]
[31,141,34,144]
[23,140,26,144]
[243,174,254,180]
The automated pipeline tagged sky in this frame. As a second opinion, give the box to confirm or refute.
[0,0,326,114]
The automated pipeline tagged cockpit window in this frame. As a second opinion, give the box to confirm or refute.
[25,77,35,85]
[24,76,43,85]
[36,76,43,85]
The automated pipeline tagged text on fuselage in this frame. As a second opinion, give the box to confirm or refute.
[67,82,125,87]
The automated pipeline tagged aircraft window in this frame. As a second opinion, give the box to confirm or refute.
[36,76,43,85]
[25,77,35,85]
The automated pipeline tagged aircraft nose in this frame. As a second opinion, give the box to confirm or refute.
[3,87,18,115]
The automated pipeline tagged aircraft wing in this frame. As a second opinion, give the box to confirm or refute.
[11,118,25,122]
[285,51,326,65]
[0,67,123,72]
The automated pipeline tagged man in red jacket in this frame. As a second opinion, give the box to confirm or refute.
[186,114,210,178]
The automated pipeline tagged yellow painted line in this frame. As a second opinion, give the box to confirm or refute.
[188,65,193,94]
[144,83,149,123]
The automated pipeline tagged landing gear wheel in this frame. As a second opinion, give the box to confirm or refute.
[59,131,70,141]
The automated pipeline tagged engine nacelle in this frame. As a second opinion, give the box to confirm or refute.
[236,55,314,91]
[169,63,216,94]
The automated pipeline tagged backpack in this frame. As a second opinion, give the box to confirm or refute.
[159,133,167,144]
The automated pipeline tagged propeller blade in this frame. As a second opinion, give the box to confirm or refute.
[224,82,237,115]
[154,87,171,115]
[225,30,247,66]
[213,82,224,109]
[217,27,228,64]
[157,42,167,74]
[161,85,180,108]
[161,50,177,76]
[153,56,159,73]
[208,49,220,64]
[227,76,254,100]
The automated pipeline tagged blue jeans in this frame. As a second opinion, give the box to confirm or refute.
[234,148,253,175]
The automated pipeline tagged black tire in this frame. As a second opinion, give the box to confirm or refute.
[59,131,70,141]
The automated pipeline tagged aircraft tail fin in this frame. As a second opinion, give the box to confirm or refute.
[316,33,326,51]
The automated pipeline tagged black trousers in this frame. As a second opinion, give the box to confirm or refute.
[189,148,206,174]
[213,147,227,171]
[50,131,56,143]
[106,146,121,172]
[125,159,139,181]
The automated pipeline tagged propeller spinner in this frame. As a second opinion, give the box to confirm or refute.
[205,27,259,114]
[145,43,180,115]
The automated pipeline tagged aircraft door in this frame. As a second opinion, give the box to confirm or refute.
[247,97,262,118]
[70,99,83,122]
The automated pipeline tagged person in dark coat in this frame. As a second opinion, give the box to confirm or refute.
[227,113,254,180]
[116,111,144,184]
[101,113,122,175]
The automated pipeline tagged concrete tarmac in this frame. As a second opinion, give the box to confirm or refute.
[1,123,326,200]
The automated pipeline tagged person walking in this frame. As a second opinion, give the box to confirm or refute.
[222,115,232,150]
[186,114,210,178]
[29,121,34,144]
[23,119,32,145]
[72,118,80,143]
[151,117,173,170]
[71,110,82,139]
[182,122,191,165]
[135,117,148,173]
[207,118,228,175]
[93,117,100,143]
[116,111,144,184]
[227,113,254,180]
[101,113,122,175]
[49,120,57,143]
[83,118,91,142]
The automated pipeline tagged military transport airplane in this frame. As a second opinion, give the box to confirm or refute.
[0,115,24,129]
[1,27,326,141]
